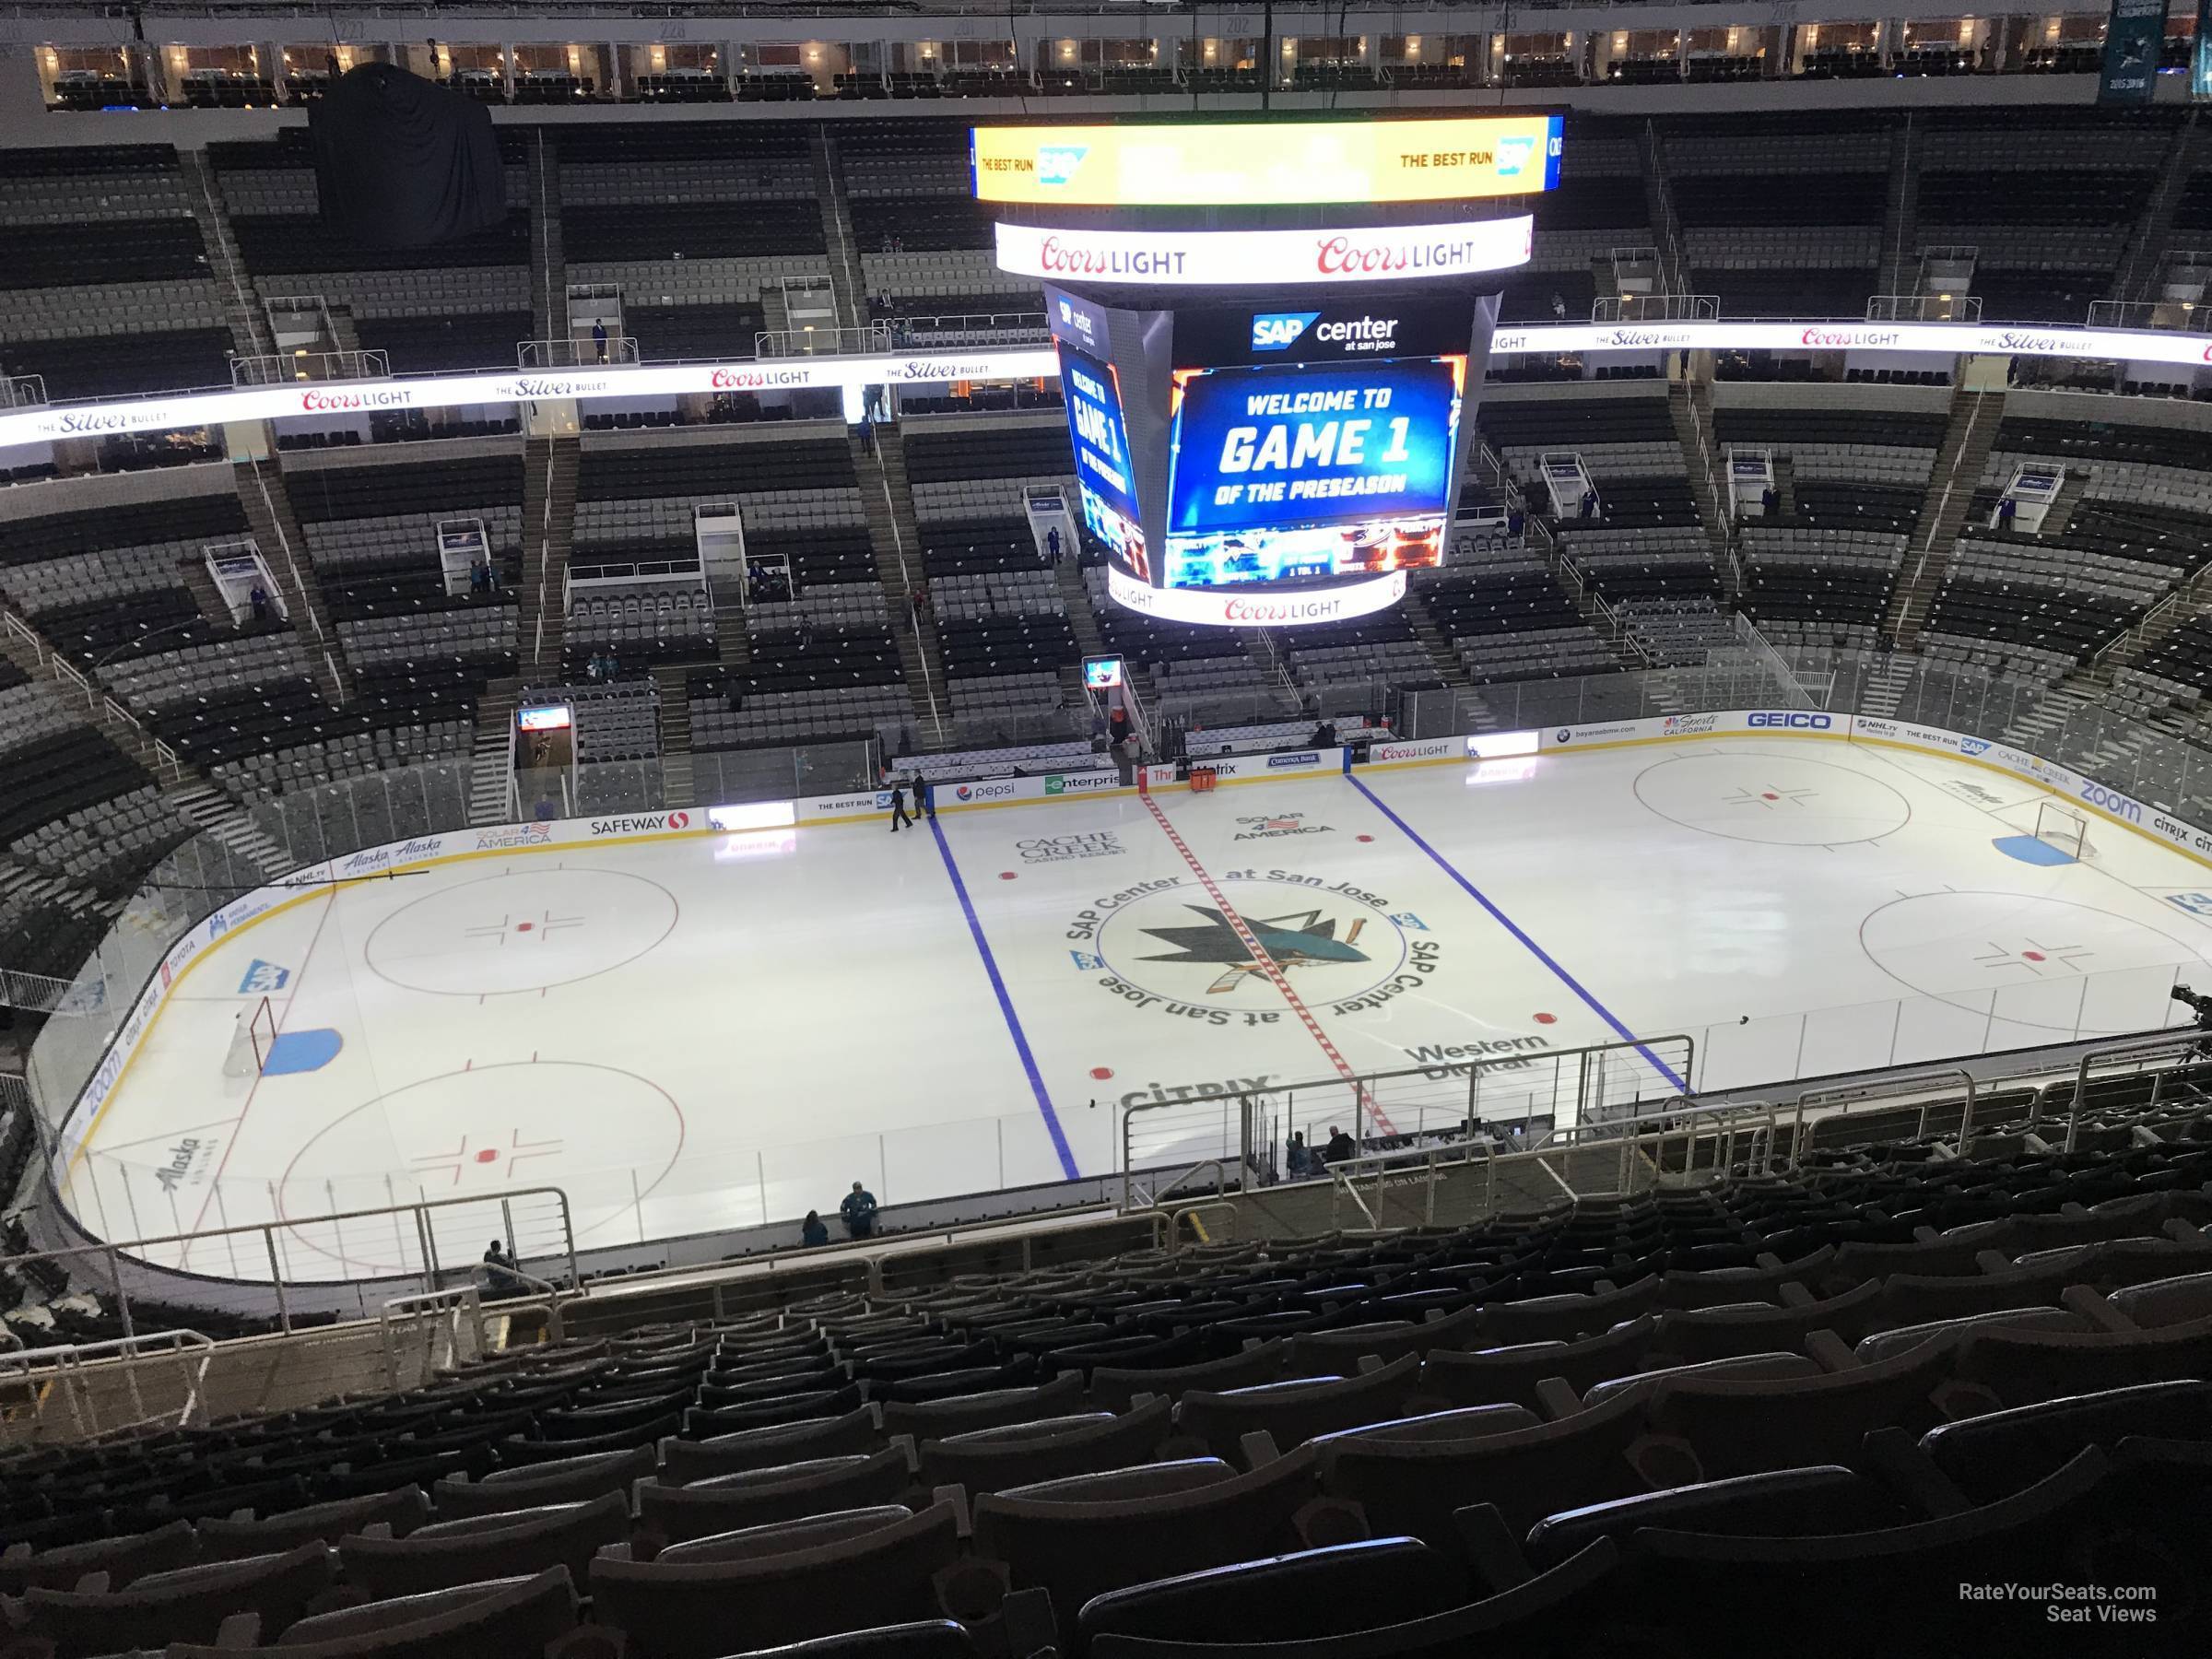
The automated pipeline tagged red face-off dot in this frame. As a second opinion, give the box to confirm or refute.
[475,1148,500,1164]
[1761,793,1779,802]
[1090,1066,1114,1080]
[999,872,1018,880]
[516,922,534,932]
[1534,1012,1559,1025]
[2022,950,2046,962]
[1357,834,1375,842]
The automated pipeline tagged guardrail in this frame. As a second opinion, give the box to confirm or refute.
[0,1330,216,1440]
[232,348,391,387]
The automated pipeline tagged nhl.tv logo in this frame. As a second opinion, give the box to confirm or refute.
[1252,312,1321,351]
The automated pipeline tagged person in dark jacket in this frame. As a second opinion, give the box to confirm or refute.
[1323,1126,1357,1166]
[841,1182,879,1239]
[912,771,933,819]
[888,779,912,833]
[801,1210,829,1247]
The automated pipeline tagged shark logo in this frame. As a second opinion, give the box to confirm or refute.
[1139,904,1371,996]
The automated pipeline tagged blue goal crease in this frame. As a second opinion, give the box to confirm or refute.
[927,815,1082,1181]
[1346,774,1691,1095]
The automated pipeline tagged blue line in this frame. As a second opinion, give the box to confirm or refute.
[927,814,1081,1180]
[1346,774,1689,1093]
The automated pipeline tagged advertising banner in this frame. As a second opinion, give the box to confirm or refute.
[20,323,2212,453]
[991,218,1534,288]
[970,117,1563,206]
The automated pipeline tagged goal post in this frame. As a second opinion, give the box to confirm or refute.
[222,995,277,1078]
[2032,800,2088,862]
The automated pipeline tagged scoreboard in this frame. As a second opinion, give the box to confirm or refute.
[1047,286,1494,623]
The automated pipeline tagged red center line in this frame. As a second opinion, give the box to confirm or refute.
[1140,793,1398,1137]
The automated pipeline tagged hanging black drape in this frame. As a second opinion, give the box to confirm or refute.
[308,64,506,249]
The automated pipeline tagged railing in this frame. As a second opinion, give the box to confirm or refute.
[1897,387,1990,629]
[1118,1036,1697,1209]
[1329,1136,1497,1229]
[2085,298,2212,335]
[1,373,46,409]
[1867,293,1983,324]
[248,463,325,645]
[519,335,640,370]
[889,312,1051,345]
[231,348,391,386]
[3,1186,577,1313]
[757,324,889,359]
[1593,292,1720,323]
[0,1330,216,1440]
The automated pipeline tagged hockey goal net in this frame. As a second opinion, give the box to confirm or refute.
[2032,800,2089,862]
[222,995,278,1078]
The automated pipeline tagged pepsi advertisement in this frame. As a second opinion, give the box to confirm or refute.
[1056,340,1148,578]
[1162,354,1463,588]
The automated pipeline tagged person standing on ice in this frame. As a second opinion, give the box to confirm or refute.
[888,777,913,833]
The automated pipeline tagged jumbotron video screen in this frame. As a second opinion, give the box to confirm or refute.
[1161,343,1464,591]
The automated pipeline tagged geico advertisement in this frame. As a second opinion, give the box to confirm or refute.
[969,116,1563,206]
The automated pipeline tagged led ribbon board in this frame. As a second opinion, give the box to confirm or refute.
[971,117,1564,206]
[993,218,1533,288]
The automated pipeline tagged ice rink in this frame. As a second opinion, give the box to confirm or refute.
[60,733,2212,1277]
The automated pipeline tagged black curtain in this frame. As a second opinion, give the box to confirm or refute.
[308,63,506,249]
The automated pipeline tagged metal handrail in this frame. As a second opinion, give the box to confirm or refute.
[1165,1200,1238,1251]
[0,1329,215,1438]
[0,1185,579,1335]
[379,1286,484,1389]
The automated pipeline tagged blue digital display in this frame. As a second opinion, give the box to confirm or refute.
[1055,341,1148,579]
[1162,356,1461,588]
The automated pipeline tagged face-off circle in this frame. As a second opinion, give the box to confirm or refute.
[1633,753,1912,846]
[1859,890,2212,1028]
[363,867,678,995]
[279,1059,687,1270]
[1094,876,1413,1006]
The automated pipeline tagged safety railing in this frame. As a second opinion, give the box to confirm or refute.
[2086,298,2212,335]
[0,1329,216,1440]
[248,463,325,645]
[1119,1036,1697,1210]
[1,372,45,409]
[231,348,391,386]
[1867,293,1983,324]
[1329,1136,1497,1230]
[1592,292,1720,323]
[518,335,640,370]
[379,1286,489,1389]
[0,1186,578,1322]
[757,324,889,359]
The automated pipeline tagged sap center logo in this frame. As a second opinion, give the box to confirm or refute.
[1038,146,1089,186]
[1252,312,1321,352]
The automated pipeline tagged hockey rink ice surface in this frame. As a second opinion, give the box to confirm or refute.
[63,735,2212,1278]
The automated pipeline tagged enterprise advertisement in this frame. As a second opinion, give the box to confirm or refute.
[1055,340,1149,580]
[1161,355,1463,589]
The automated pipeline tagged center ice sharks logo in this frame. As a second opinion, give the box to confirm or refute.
[1139,904,1371,996]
